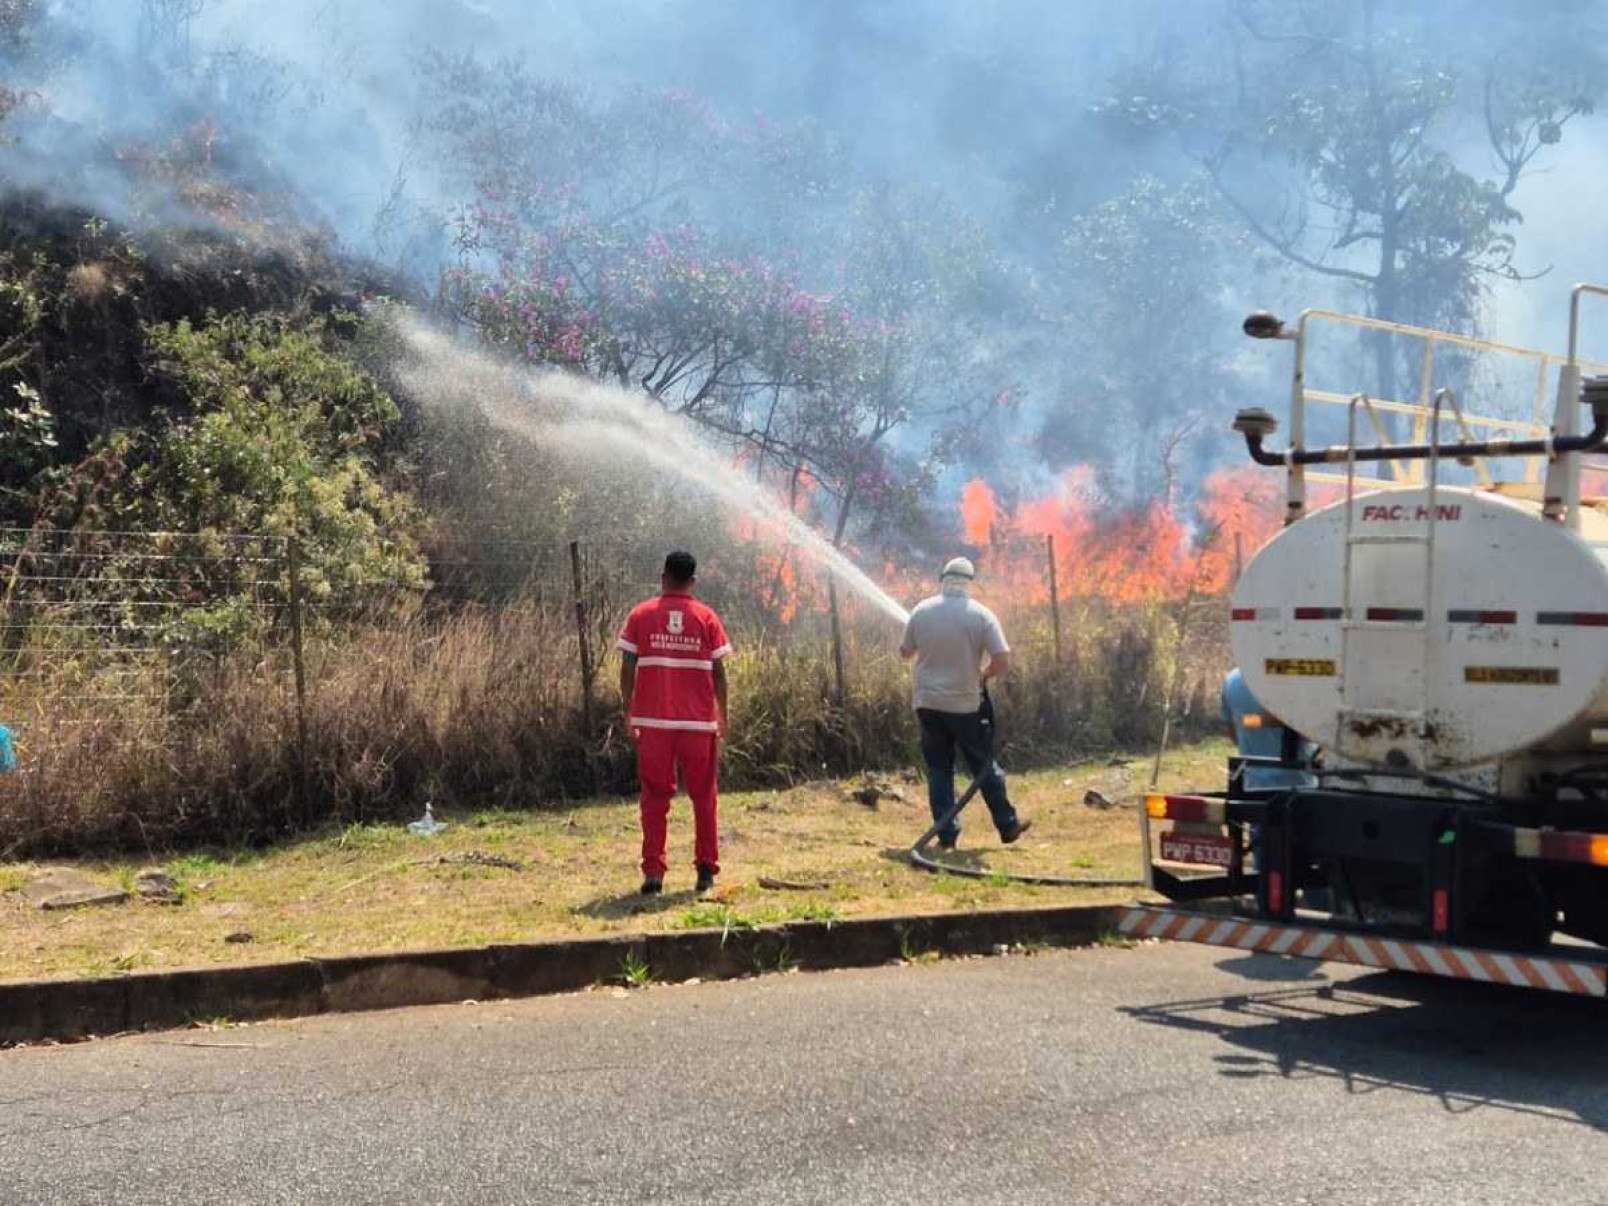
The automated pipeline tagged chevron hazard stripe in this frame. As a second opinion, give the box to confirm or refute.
[1118,906,1608,997]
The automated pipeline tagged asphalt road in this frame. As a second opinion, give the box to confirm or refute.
[3,941,1605,1205]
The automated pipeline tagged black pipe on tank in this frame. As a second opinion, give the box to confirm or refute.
[1233,377,1608,468]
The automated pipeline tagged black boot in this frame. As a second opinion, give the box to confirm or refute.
[1000,819,1033,845]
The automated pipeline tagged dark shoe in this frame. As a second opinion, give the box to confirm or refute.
[695,865,717,893]
[1000,819,1032,845]
[937,835,958,851]
[640,877,663,895]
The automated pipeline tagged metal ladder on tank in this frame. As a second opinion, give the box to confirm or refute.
[1336,390,1453,769]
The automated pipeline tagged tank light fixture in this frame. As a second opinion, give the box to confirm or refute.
[1145,793,1227,825]
[1512,827,1608,866]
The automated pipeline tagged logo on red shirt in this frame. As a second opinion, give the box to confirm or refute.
[618,593,733,731]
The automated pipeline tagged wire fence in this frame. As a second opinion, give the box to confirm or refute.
[0,524,1237,852]
[0,528,289,735]
[0,521,1230,688]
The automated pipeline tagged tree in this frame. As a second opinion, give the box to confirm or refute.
[1039,176,1250,498]
[0,0,42,133]
[426,62,956,558]
[136,0,204,71]
[1102,0,1602,401]
[35,312,424,629]
[1099,1,1601,406]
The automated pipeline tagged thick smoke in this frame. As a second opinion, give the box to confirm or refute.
[5,0,1608,502]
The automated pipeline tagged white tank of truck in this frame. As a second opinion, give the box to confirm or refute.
[1231,485,1608,770]
[1224,287,1608,779]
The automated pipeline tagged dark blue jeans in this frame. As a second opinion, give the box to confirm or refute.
[917,707,1019,844]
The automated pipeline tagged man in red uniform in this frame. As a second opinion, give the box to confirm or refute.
[617,551,732,895]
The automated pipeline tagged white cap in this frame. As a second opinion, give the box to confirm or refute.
[941,556,976,582]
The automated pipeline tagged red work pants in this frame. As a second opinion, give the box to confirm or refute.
[634,726,720,878]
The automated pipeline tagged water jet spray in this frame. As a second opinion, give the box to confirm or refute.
[392,318,911,626]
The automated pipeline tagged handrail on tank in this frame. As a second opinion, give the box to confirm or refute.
[1569,283,1608,365]
[1238,291,1608,519]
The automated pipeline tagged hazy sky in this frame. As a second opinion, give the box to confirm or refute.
[15,0,1608,493]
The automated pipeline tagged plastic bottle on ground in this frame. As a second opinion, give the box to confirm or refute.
[407,801,446,836]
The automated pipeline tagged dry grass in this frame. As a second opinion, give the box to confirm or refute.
[0,739,1231,983]
[0,597,1227,855]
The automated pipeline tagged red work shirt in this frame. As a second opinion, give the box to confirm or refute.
[617,591,732,732]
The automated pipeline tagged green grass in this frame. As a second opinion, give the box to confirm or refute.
[168,853,233,880]
[1093,929,1138,949]
[783,901,840,924]
[0,740,1229,984]
[897,928,938,965]
[619,949,654,988]
[752,940,798,975]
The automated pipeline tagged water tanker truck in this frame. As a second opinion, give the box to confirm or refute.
[1122,284,1608,996]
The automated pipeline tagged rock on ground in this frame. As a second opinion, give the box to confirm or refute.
[21,868,129,910]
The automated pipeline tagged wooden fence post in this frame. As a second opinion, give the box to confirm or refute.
[569,540,596,740]
[827,574,847,708]
[1046,533,1063,665]
[286,537,310,821]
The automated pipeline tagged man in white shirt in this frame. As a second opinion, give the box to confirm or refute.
[899,557,1031,850]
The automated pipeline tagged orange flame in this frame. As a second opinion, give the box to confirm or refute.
[728,463,828,623]
[960,479,998,546]
[954,465,1284,606]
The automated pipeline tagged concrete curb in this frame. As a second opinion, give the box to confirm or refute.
[0,903,1129,1046]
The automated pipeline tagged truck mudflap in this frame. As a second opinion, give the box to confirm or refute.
[1119,905,1608,997]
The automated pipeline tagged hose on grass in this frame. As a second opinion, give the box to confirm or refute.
[905,688,1146,888]
[906,777,1146,887]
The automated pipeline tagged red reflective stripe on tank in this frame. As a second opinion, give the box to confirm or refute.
[1366,607,1424,622]
[1231,608,1257,621]
[1537,611,1608,626]
[1292,606,1343,620]
[1447,609,1517,624]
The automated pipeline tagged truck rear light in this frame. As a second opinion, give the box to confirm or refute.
[1266,870,1284,913]
[1541,832,1608,866]
[1241,714,1265,729]
[1144,793,1226,824]
[1431,888,1450,933]
[1513,827,1608,866]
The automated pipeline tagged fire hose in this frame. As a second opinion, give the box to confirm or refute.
[906,687,1146,888]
